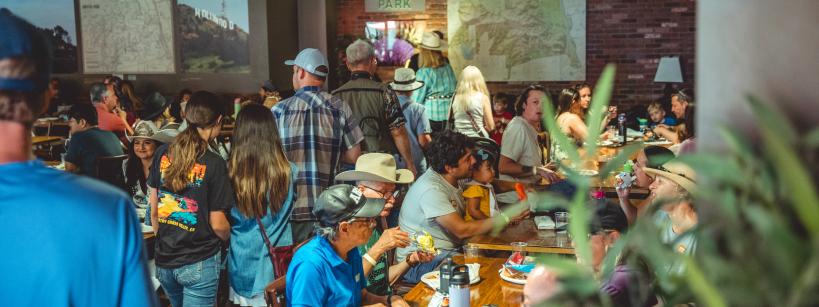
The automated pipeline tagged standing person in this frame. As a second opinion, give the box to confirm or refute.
[389,67,432,173]
[490,93,514,145]
[138,92,174,129]
[286,184,409,306]
[227,104,298,306]
[271,48,364,243]
[333,39,417,177]
[170,89,192,123]
[63,103,125,177]
[0,9,156,306]
[148,91,234,307]
[91,82,133,141]
[451,65,494,138]
[412,32,457,133]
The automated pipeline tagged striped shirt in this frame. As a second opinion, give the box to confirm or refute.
[271,86,364,221]
[411,63,457,121]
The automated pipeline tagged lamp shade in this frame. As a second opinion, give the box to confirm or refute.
[654,56,683,83]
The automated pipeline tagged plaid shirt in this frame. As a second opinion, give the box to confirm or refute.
[411,63,457,121]
[271,86,364,221]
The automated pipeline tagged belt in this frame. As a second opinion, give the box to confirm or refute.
[427,94,453,99]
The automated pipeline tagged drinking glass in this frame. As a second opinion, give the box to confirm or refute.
[464,243,479,264]
[555,212,569,233]
[511,241,528,258]
[607,125,617,139]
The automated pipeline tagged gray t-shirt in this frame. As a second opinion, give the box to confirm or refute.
[396,169,465,261]
[499,116,542,183]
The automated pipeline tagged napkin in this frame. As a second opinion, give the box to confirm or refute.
[534,215,556,230]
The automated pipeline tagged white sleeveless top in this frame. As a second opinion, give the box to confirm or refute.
[452,93,488,137]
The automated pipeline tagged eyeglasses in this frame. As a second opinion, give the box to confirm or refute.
[361,184,400,201]
[347,217,377,228]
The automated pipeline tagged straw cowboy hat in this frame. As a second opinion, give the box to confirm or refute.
[335,153,414,184]
[418,31,447,51]
[644,160,696,193]
[389,68,425,92]
[127,120,178,144]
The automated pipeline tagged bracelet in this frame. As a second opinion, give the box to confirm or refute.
[363,253,377,266]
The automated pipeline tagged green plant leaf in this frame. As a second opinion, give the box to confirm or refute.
[599,142,642,180]
[749,96,819,237]
[583,64,616,161]
[684,256,727,307]
[568,189,592,266]
[805,127,819,148]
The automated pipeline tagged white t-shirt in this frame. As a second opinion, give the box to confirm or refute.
[452,92,488,137]
[499,116,542,183]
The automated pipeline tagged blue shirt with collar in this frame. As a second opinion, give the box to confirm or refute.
[286,235,367,307]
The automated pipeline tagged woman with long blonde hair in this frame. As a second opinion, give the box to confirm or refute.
[451,65,494,138]
[148,90,233,307]
[227,103,297,306]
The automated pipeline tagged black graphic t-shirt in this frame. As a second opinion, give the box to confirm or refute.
[148,145,235,268]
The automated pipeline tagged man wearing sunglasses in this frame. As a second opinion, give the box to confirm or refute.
[286,184,409,306]
[335,153,435,298]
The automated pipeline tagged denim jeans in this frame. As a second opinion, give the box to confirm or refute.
[156,252,221,307]
[401,250,455,284]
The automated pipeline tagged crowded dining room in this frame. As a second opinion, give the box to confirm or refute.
[2,0,819,306]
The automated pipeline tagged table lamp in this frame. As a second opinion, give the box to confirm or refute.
[654,56,683,109]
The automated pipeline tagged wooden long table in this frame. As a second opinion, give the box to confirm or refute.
[468,218,574,255]
[404,256,525,307]
[32,135,62,145]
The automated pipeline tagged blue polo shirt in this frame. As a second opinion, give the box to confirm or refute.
[286,235,367,306]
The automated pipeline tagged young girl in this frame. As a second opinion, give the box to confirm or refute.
[148,91,234,307]
[462,148,499,220]
[227,104,298,307]
[490,93,514,145]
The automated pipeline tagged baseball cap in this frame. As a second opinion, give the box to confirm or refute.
[0,8,51,92]
[589,204,628,234]
[284,48,328,77]
[261,80,277,92]
[313,184,386,227]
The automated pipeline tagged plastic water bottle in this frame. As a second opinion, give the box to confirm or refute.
[448,265,471,307]
[439,255,454,294]
[617,160,635,190]
[618,113,627,144]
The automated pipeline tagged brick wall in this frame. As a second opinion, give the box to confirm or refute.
[336,0,696,110]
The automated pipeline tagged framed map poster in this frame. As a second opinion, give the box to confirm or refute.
[447,0,586,81]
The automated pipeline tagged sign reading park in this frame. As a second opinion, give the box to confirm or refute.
[365,0,425,12]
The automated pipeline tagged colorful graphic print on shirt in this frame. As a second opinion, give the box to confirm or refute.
[156,155,207,232]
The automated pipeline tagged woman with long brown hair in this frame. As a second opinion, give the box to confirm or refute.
[148,91,234,307]
[226,104,297,306]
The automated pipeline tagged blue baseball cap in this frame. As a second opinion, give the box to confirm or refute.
[284,48,328,77]
[0,8,51,92]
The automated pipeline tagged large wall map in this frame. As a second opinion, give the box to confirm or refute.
[79,0,175,73]
[447,0,586,81]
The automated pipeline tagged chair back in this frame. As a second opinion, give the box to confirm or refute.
[95,155,128,191]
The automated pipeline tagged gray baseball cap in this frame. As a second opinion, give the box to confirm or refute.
[284,48,329,77]
[313,184,385,227]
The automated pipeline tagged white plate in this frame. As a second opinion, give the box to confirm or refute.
[37,117,59,121]
[421,263,480,290]
[498,268,527,285]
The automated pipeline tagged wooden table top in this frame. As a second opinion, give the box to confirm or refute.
[468,219,574,255]
[404,256,524,307]
[32,135,62,145]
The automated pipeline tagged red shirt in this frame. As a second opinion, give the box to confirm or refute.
[491,111,513,144]
[95,104,129,143]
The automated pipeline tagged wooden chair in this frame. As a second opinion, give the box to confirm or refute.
[94,155,128,191]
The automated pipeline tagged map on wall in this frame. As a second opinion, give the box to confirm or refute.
[79,0,175,73]
[177,0,250,73]
[3,0,79,73]
[447,0,586,81]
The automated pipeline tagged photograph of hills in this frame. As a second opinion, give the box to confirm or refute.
[3,0,78,73]
[177,0,250,73]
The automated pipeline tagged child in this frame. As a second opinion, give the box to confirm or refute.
[463,148,500,221]
[490,93,514,145]
[647,101,677,129]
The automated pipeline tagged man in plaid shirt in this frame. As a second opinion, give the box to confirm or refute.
[272,48,364,243]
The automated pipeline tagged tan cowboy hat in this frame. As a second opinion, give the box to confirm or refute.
[644,160,696,193]
[335,153,414,184]
[419,31,447,51]
[127,120,178,144]
[389,68,424,92]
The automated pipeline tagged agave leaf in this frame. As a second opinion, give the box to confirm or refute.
[568,190,592,266]
[528,190,573,212]
[747,95,799,145]
[749,97,819,237]
[541,94,581,163]
[491,201,529,236]
[599,142,642,180]
[583,64,616,160]
[684,256,727,307]
[786,242,819,307]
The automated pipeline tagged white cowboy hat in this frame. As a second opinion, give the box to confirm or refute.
[419,31,447,51]
[127,120,178,144]
[644,160,696,193]
[389,68,425,92]
[335,153,414,184]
